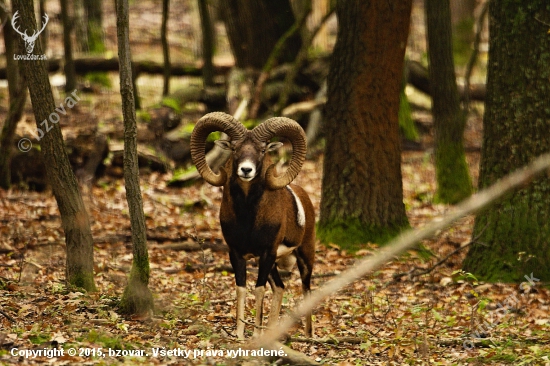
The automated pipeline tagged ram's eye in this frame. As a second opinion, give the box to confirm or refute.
[261,149,266,153]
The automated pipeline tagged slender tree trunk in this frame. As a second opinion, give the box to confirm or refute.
[161,0,171,95]
[84,0,105,53]
[0,3,27,189]
[0,86,27,189]
[425,0,473,204]
[13,0,96,291]
[39,0,48,52]
[73,0,87,52]
[317,0,412,249]
[198,0,214,87]
[450,0,476,63]
[116,0,154,315]
[60,0,76,92]
[463,0,550,282]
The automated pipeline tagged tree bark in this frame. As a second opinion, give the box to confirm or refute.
[84,0,105,53]
[39,0,48,51]
[463,0,550,282]
[161,0,171,95]
[425,0,473,204]
[450,0,476,63]
[197,0,214,87]
[0,85,27,189]
[13,0,96,291]
[60,0,76,92]
[317,0,412,249]
[0,2,27,189]
[116,0,154,314]
[220,0,301,69]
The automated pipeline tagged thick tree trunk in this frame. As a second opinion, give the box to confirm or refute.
[463,0,550,282]
[116,0,154,314]
[425,0,473,204]
[220,0,301,69]
[317,0,412,249]
[60,0,76,92]
[13,0,96,291]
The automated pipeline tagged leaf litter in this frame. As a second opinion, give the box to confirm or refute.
[1,152,550,365]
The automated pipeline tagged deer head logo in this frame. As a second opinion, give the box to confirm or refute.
[11,11,49,54]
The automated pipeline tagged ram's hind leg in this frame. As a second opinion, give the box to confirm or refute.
[254,253,277,337]
[296,246,314,337]
[267,267,285,331]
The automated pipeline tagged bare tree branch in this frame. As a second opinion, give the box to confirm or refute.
[464,0,490,111]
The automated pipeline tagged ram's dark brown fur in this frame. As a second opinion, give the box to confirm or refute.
[190,113,315,339]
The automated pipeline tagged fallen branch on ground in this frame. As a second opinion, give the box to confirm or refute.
[0,308,15,323]
[0,57,232,79]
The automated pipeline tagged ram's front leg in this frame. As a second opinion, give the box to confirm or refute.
[229,250,247,339]
[254,253,276,337]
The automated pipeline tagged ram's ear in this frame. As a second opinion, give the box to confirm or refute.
[215,140,232,150]
[267,142,283,151]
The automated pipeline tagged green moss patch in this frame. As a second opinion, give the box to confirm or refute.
[317,218,408,252]
[434,141,473,204]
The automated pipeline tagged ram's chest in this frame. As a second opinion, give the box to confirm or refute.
[220,182,283,256]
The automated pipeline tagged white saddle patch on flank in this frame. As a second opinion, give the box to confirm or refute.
[286,185,306,227]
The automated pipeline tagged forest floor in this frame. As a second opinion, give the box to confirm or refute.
[2,138,550,365]
[2,0,550,364]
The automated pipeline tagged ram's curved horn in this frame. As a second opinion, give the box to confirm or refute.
[190,112,247,186]
[252,117,307,190]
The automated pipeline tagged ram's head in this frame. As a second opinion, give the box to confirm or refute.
[190,112,307,190]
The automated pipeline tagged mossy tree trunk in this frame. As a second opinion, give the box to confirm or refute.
[450,0,476,64]
[462,0,550,282]
[13,0,96,291]
[116,0,154,315]
[0,2,27,189]
[425,0,473,204]
[220,0,301,69]
[84,0,105,53]
[317,0,411,250]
